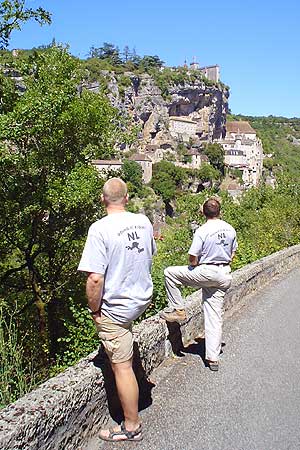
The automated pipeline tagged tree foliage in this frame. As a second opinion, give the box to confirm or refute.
[0,70,19,113]
[88,42,122,65]
[0,47,125,373]
[139,55,164,71]
[203,143,225,174]
[122,159,143,195]
[197,163,220,182]
[151,160,186,202]
[0,0,51,49]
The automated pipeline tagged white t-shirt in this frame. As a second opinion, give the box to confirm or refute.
[189,219,237,264]
[78,211,156,323]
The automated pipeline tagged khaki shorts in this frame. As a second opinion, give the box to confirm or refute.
[95,314,133,364]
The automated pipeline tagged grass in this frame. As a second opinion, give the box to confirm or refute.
[0,306,36,409]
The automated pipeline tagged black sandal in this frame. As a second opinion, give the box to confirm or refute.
[99,421,143,442]
[206,360,219,371]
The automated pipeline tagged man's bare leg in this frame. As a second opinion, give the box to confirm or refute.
[113,358,140,429]
[100,358,141,440]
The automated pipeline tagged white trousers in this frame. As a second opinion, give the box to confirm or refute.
[164,264,232,361]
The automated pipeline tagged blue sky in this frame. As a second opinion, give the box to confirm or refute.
[8,0,300,118]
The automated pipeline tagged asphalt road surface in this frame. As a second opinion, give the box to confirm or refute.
[90,267,300,450]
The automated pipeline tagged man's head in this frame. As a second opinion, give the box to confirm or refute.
[202,198,221,219]
[102,178,128,206]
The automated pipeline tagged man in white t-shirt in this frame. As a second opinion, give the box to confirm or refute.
[78,178,156,442]
[160,198,237,372]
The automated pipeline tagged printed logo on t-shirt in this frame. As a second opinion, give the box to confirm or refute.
[126,231,145,253]
[216,231,229,247]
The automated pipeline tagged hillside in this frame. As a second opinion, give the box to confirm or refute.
[1,47,229,157]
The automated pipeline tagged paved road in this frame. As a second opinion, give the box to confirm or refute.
[92,267,300,450]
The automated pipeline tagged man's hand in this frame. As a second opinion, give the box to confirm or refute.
[86,272,104,322]
[93,312,102,324]
[188,254,198,267]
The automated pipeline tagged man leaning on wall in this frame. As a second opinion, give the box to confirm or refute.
[160,198,237,372]
[78,178,156,442]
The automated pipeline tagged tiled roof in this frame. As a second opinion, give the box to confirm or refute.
[92,160,122,165]
[145,144,159,151]
[129,153,152,162]
[169,116,198,124]
[188,148,200,155]
[226,121,256,134]
[200,64,219,70]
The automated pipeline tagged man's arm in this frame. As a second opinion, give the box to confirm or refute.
[189,254,198,267]
[86,272,104,322]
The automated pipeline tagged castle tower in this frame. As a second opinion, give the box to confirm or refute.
[190,56,199,70]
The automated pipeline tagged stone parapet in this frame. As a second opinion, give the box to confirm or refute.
[1,244,300,449]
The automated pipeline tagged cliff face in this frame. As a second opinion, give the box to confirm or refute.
[103,72,229,150]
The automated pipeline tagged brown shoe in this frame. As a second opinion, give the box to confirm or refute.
[160,308,187,323]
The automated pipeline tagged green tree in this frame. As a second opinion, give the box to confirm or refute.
[197,163,220,182]
[89,42,121,65]
[0,70,19,113]
[122,45,131,63]
[0,47,125,367]
[0,0,51,49]
[203,143,225,174]
[152,161,185,202]
[139,55,164,71]
[122,159,143,195]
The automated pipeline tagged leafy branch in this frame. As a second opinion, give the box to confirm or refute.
[0,0,51,49]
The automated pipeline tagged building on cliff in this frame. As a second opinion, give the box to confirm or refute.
[144,145,165,163]
[92,159,122,173]
[188,59,220,82]
[175,149,209,170]
[169,116,201,142]
[217,121,264,187]
[92,154,152,184]
[199,65,220,83]
[129,153,152,184]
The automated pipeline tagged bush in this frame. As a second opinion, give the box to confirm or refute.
[0,305,36,409]
[54,301,99,371]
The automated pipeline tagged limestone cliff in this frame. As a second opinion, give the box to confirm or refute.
[96,71,229,151]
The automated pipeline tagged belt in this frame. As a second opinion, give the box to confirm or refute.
[203,262,230,266]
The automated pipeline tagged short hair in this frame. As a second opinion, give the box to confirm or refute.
[202,198,221,218]
[102,178,128,205]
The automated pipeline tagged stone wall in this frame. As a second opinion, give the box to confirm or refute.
[1,244,300,450]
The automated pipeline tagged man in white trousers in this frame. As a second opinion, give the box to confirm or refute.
[160,198,237,371]
[78,178,156,441]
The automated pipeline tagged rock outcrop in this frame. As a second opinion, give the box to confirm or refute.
[89,72,229,151]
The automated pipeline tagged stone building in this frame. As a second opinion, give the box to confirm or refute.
[144,145,165,163]
[169,116,199,142]
[188,60,220,82]
[200,65,220,83]
[129,153,152,184]
[218,121,264,187]
[190,61,200,70]
[175,149,209,170]
[224,149,245,167]
[92,159,122,173]
[91,156,152,184]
